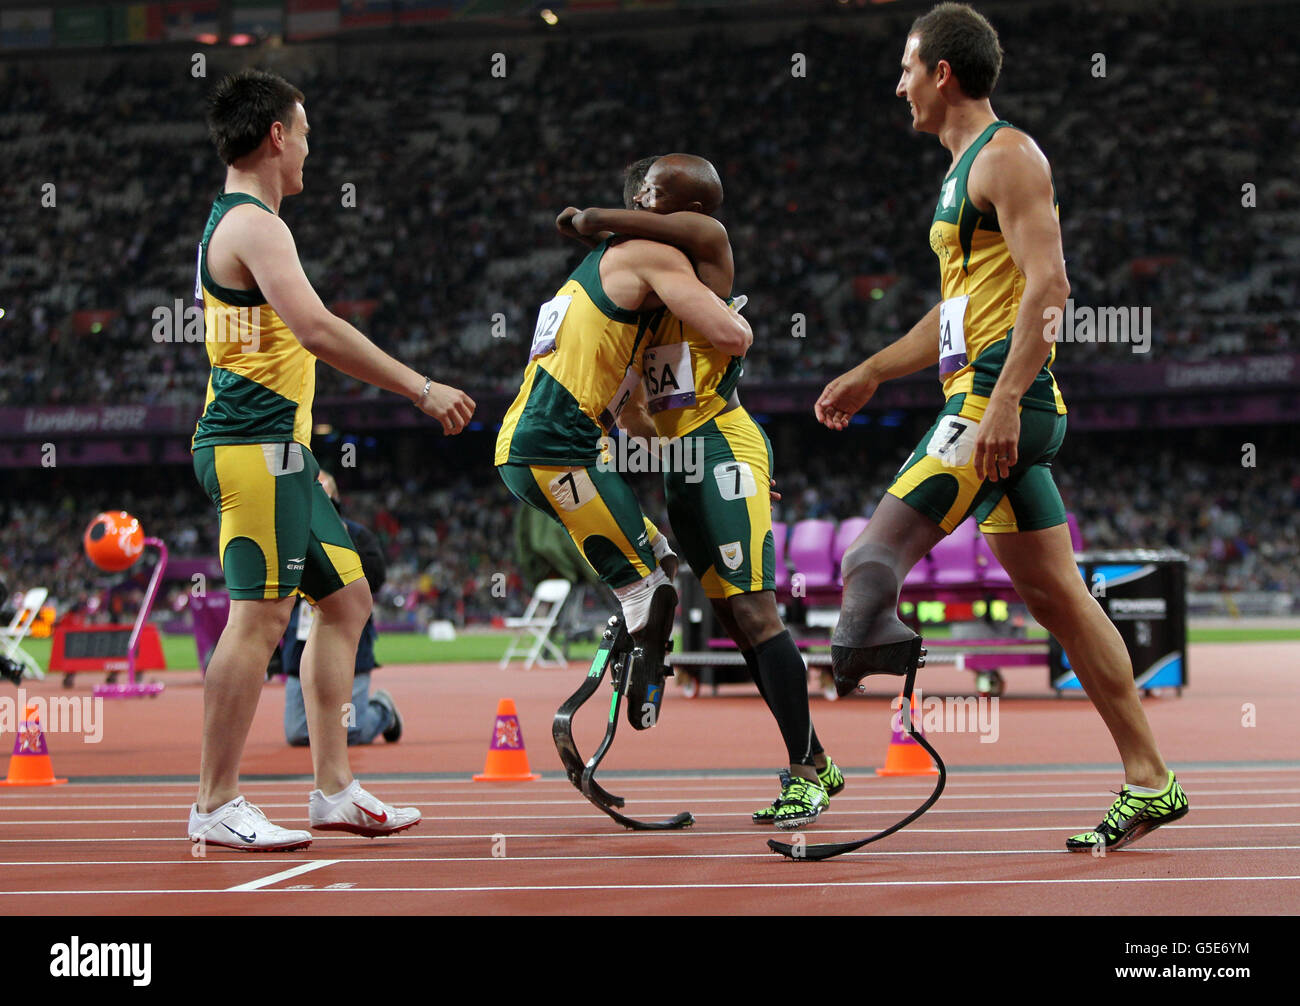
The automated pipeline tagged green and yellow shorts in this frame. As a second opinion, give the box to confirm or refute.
[193,442,364,602]
[665,407,776,600]
[888,393,1068,535]
[498,461,659,590]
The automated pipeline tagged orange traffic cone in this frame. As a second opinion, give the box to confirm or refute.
[1,705,68,786]
[472,698,540,781]
[876,691,938,777]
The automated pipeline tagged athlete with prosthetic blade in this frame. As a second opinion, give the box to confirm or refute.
[188,70,474,852]
[497,168,752,743]
[812,4,1186,857]
[559,154,843,829]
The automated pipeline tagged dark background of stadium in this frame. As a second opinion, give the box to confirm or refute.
[1,0,1296,625]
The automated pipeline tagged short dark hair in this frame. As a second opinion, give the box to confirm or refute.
[207,68,305,165]
[623,155,660,209]
[910,3,1003,100]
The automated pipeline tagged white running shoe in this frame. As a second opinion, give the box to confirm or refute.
[188,796,312,853]
[308,780,421,838]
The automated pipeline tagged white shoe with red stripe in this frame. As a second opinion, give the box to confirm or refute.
[307,780,421,837]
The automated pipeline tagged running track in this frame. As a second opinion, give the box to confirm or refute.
[3,642,1297,914]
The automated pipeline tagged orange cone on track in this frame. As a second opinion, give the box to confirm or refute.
[473,698,540,781]
[1,705,68,786]
[876,692,938,777]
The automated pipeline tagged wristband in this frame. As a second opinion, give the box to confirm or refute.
[415,377,432,406]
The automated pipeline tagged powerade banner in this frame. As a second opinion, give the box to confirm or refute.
[1049,550,1189,692]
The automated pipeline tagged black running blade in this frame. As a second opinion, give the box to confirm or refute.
[769,664,945,861]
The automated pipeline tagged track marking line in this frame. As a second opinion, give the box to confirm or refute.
[3,821,1298,843]
[5,787,1299,812]
[7,802,1294,825]
[4,844,1298,869]
[3,875,1299,897]
[224,860,339,892]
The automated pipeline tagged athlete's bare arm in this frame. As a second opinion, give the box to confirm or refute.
[216,205,475,435]
[573,208,734,298]
[603,240,751,356]
[556,206,603,250]
[618,382,659,442]
[814,302,942,431]
[965,130,1070,481]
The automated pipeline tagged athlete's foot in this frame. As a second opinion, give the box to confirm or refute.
[626,583,677,731]
[1065,771,1188,852]
[308,780,421,838]
[830,635,926,698]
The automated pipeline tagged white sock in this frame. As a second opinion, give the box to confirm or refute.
[614,567,668,634]
[320,780,359,803]
[1127,773,1170,796]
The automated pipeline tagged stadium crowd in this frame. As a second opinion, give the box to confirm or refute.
[1,1,1295,411]
[2,428,1295,632]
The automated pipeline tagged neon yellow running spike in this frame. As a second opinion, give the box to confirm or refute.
[1066,771,1189,851]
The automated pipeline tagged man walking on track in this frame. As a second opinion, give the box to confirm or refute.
[815,3,1187,850]
[188,69,474,851]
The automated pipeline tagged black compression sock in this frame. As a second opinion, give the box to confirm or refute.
[753,630,816,768]
[741,647,773,709]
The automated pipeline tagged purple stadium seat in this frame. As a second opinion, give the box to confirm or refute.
[929,519,979,585]
[974,532,1014,587]
[787,519,837,590]
[903,554,935,589]
[832,517,869,577]
[1066,512,1084,552]
[772,521,789,589]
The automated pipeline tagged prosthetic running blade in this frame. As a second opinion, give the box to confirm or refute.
[552,615,694,831]
[768,651,944,861]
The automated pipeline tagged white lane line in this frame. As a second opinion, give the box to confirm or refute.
[12,765,1300,791]
[5,788,1300,811]
[224,859,339,892]
[2,874,1298,897]
[6,802,1298,825]
[3,844,1298,869]
[3,821,1299,843]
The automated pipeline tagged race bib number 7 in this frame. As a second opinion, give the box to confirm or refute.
[530,294,572,360]
[939,295,970,377]
[925,414,979,469]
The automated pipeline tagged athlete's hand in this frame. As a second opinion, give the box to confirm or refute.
[417,382,476,436]
[769,477,781,509]
[815,363,879,431]
[972,395,1019,482]
[556,206,593,246]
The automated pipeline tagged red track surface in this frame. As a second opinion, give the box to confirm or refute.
[2,641,1298,915]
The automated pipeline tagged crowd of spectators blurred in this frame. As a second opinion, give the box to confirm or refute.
[1,1,1295,411]
[2,426,1295,635]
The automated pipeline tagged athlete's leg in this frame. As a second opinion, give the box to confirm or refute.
[197,596,294,812]
[831,494,946,691]
[986,525,1168,789]
[300,577,372,790]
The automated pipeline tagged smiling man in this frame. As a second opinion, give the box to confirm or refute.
[815,3,1187,851]
[189,69,474,851]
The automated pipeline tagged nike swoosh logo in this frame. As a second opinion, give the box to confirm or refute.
[353,802,387,824]
[223,823,256,842]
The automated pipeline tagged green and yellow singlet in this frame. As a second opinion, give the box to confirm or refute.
[191,192,316,450]
[930,120,1066,415]
[641,310,743,440]
[495,239,660,467]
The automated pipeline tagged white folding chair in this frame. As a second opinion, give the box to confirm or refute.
[499,579,572,670]
[2,587,49,680]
